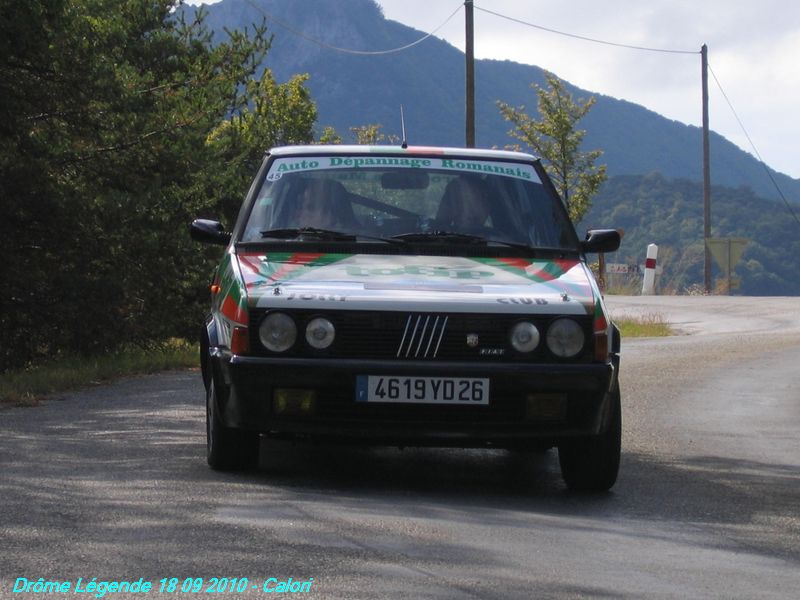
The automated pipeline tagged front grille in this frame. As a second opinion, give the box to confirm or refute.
[248,309,593,362]
[396,314,448,358]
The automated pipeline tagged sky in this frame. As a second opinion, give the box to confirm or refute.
[188,0,800,179]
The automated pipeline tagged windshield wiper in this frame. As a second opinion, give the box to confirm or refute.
[354,233,409,245]
[479,238,540,254]
[260,228,410,245]
[260,227,356,241]
[259,228,536,253]
[392,231,539,255]
[391,231,487,244]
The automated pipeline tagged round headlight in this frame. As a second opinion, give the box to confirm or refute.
[510,321,540,353]
[546,318,585,358]
[258,312,297,352]
[305,317,335,349]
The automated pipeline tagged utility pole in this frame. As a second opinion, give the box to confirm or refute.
[701,44,712,293]
[465,0,475,147]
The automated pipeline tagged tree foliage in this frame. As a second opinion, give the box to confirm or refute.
[205,69,317,222]
[317,126,343,145]
[348,123,399,145]
[498,73,607,222]
[0,0,321,371]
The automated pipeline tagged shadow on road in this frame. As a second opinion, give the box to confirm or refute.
[2,370,798,587]
[227,438,799,561]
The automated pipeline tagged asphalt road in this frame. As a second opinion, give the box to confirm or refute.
[2,296,799,599]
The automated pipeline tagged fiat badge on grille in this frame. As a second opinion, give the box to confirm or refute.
[466,333,479,348]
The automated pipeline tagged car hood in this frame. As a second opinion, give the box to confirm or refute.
[235,252,599,316]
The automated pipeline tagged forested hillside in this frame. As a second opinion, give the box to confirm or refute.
[580,174,800,295]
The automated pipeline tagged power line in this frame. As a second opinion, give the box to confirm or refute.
[472,2,797,228]
[243,0,462,55]
[708,64,800,227]
[473,3,698,55]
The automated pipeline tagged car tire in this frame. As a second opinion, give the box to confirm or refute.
[558,385,621,492]
[206,380,259,471]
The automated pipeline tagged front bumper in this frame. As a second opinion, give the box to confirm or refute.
[210,352,617,447]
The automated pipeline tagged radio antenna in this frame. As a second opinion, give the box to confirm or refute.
[400,105,408,149]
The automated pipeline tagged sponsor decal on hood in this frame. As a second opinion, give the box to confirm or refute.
[236,252,597,315]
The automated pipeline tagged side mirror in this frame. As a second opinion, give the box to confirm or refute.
[190,219,231,246]
[581,229,621,254]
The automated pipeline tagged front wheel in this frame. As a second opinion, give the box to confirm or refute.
[206,380,260,471]
[558,386,621,492]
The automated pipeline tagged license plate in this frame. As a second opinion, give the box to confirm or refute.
[356,376,489,405]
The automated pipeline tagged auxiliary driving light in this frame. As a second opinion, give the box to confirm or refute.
[525,393,567,421]
[273,389,317,416]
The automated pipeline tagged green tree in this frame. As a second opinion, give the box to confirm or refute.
[205,69,317,222]
[210,70,317,151]
[0,0,271,370]
[349,123,398,145]
[497,73,607,222]
[317,126,343,145]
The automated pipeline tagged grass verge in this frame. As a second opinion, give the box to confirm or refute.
[0,339,198,407]
[614,313,673,338]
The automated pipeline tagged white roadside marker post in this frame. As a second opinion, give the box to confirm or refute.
[641,244,658,295]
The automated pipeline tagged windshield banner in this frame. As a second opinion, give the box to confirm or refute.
[266,156,536,182]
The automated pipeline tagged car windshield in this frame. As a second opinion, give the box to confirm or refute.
[240,153,578,250]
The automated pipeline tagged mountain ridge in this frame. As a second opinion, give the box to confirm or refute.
[191,0,799,203]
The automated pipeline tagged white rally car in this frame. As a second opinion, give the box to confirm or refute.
[191,145,622,491]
